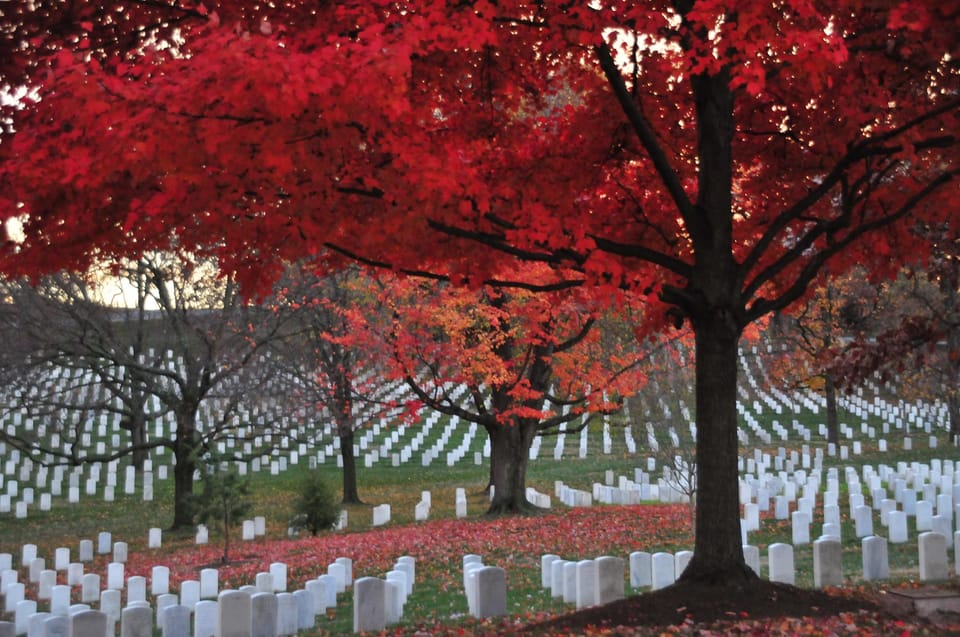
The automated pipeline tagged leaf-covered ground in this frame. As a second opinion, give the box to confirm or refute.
[107,504,960,635]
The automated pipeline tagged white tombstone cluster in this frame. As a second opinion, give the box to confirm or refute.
[351,555,416,633]
[540,554,625,609]
[0,537,357,637]
[461,555,507,620]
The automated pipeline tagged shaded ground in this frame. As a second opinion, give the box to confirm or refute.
[521,579,960,635]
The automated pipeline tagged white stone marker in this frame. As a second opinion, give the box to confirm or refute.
[180,580,201,609]
[317,575,338,608]
[335,557,353,587]
[813,538,842,587]
[276,592,297,636]
[861,536,889,581]
[674,550,693,579]
[148,528,162,549]
[629,551,652,588]
[473,567,507,619]
[80,574,100,603]
[650,552,675,591]
[742,545,760,576]
[121,605,152,637]
[550,560,568,598]
[161,605,191,637]
[888,511,909,543]
[71,610,109,637]
[151,566,170,596]
[562,562,578,604]
[107,562,125,591]
[44,615,69,637]
[574,560,596,609]
[918,531,949,581]
[250,592,277,637]
[50,585,71,615]
[193,600,217,637]
[67,563,84,587]
[200,569,218,599]
[594,556,625,605]
[127,575,147,604]
[218,590,253,637]
[541,554,560,589]
[768,543,795,585]
[353,577,387,633]
[269,563,287,593]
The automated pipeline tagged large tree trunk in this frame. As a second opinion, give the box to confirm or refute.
[824,372,839,445]
[485,420,540,515]
[948,392,960,446]
[339,425,363,504]
[679,313,755,584]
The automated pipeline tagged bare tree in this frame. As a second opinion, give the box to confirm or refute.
[0,254,289,529]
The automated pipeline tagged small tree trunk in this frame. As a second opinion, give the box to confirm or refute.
[948,392,960,445]
[129,413,148,473]
[679,313,756,584]
[485,420,539,515]
[339,425,363,504]
[824,372,839,445]
[170,414,199,531]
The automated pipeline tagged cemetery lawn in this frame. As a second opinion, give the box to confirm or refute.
[2,448,960,635]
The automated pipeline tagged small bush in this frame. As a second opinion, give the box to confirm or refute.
[289,471,341,536]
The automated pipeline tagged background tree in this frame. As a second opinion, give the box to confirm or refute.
[762,269,882,445]
[1,1,956,586]
[832,222,960,443]
[386,274,642,514]
[0,254,286,529]
[267,266,411,505]
[190,456,253,565]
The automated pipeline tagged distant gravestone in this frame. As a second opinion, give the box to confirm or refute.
[81,574,100,603]
[152,566,170,596]
[316,575,338,608]
[888,511,909,543]
[180,580,201,609]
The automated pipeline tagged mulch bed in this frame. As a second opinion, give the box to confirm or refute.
[520,579,959,635]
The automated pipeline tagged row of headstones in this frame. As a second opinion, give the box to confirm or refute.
[617,531,960,593]
[3,557,363,637]
[2,550,357,617]
[539,555,625,610]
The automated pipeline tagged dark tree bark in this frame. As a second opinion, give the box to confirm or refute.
[485,419,540,515]
[338,422,363,504]
[171,423,199,531]
[679,309,755,584]
[824,372,839,446]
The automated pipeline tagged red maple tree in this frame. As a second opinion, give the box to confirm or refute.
[2,1,958,584]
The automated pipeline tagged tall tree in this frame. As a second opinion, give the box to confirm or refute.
[1,1,957,584]
[267,266,410,505]
[0,254,284,529]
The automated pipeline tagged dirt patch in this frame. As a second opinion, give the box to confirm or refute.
[522,579,892,634]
